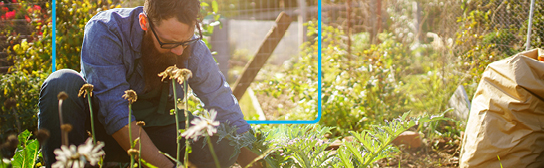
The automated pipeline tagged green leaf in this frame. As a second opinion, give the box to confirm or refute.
[133,138,140,148]
[337,146,354,168]
[211,0,219,13]
[159,151,183,166]
[12,130,38,168]
[344,141,365,164]
[17,130,31,146]
[140,159,158,168]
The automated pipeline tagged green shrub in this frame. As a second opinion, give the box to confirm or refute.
[256,21,412,135]
[55,0,122,71]
[8,0,121,73]
[0,71,48,140]
[1,0,122,138]
[452,0,544,96]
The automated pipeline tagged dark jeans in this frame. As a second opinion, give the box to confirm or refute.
[38,69,238,167]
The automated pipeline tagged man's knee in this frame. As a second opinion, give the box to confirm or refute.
[39,69,89,119]
[40,69,87,107]
[41,69,86,94]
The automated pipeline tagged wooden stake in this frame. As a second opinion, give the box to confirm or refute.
[232,12,292,100]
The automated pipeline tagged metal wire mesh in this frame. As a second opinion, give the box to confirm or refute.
[211,0,542,118]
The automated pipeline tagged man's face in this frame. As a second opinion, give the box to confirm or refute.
[140,17,195,91]
[147,17,195,56]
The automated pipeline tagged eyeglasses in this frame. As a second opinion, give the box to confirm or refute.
[144,11,203,49]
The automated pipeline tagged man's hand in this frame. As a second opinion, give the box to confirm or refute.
[237,147,263,168]
[112,121,175,168]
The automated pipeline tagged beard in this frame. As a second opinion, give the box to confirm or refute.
[140,31,194,92]
[140,32,177,92]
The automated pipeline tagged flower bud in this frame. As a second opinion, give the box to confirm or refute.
[78,84,94,98]
[61,124,73,133]
[122,90,138,104]
[57,91,69,101]
[3,98,16,109]
[36,129,50,146]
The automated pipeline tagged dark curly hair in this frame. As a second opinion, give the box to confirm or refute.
[144,0,201,26]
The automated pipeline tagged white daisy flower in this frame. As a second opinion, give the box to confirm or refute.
[181,109,220,141]
[52,138,105,168]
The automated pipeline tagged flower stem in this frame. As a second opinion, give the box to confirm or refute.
[183,81,190,168]
[128,104,134,168]
[58,99,68,146]
[88,93,101,167]
[86,94,96,144]
[139,127,142,168]
[172,79,181,167]
[206,135,220,168]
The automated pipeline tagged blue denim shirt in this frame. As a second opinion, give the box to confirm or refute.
[80,7,249,135]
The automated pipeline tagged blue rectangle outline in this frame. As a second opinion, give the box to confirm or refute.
[51,1,322,124]
[52,0,56,72]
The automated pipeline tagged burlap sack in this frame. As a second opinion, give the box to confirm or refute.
[460,48,544,167]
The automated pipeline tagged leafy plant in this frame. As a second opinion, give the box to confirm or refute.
[1,0,122,139]
[54,0,121,71]
[334,113,446,168]
[0,71,48,140]
[452,0,539,95]
[256,21,412,135]
[8,0,121,73]
[0,0,47,55]
[11,130,39,168]
[246,114,448,168]
[215,122,256,160]
[247,124,335,167]
[199,0,222,49]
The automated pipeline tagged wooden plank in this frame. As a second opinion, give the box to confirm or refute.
[232,12,292,100]
[247,87,266,120]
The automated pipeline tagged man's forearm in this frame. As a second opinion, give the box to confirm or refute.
[112,121,174,168]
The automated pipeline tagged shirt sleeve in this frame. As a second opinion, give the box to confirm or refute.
[80,20,134,135]
[187,41,250,134]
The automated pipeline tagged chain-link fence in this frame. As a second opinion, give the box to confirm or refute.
[453,0,536,58]
[214,0,469,73]
[207,0,543,119]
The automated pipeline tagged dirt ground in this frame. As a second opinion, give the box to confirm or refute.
[377,136,461,168]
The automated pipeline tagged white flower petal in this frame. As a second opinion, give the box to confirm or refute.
[52,138,105,168]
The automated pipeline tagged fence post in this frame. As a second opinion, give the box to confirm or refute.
[297,0,307,48]
[526,0,536,51]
